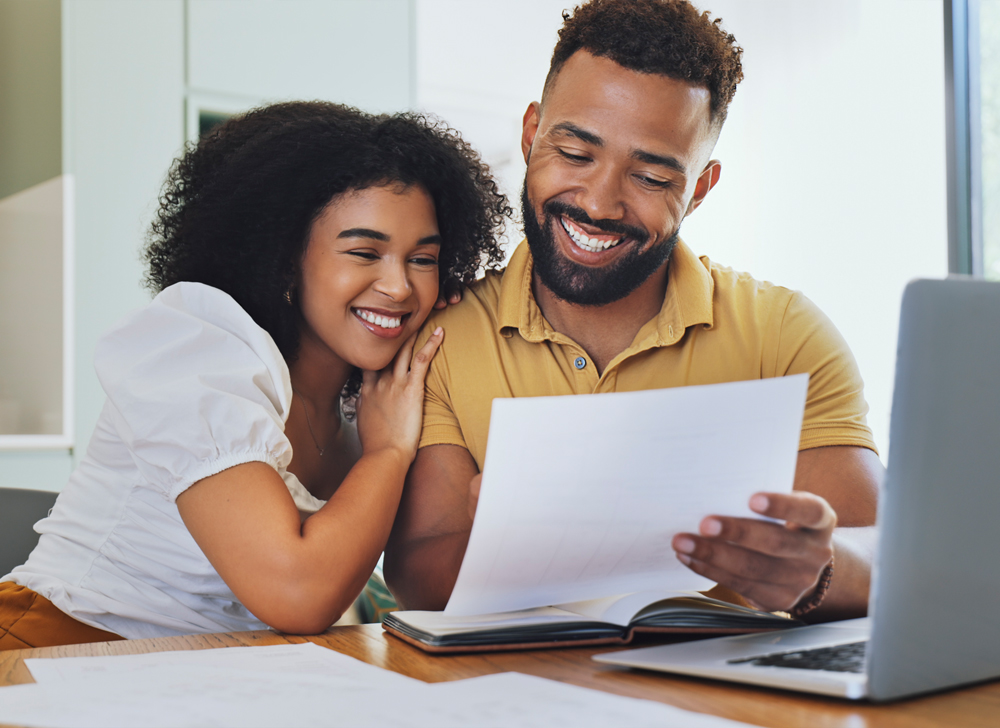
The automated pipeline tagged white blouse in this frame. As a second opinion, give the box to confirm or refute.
[4,282,326,639]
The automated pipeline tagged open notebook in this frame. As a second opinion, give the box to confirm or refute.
[384,591,797,653]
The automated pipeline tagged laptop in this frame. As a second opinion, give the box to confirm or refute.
[595,278,1000,702]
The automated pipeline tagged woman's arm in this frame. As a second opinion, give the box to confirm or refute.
[177,329,443,634]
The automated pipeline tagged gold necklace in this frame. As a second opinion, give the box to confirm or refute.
[292,387,325,456]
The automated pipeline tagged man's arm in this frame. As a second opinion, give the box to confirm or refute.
[383,444,478,610]
[672,445,882,621]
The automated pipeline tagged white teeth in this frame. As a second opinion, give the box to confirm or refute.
[356,310,402,329]
[560,217,622,253]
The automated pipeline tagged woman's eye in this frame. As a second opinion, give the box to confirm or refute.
[410,256,439,267]
[348,251,379,261]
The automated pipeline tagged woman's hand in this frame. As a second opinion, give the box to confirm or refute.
[355,327,444,462]
[433,280,464,310]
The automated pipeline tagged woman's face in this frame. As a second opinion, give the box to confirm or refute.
[297,183,441,372]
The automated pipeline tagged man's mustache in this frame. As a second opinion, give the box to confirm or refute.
[543,200,650,246]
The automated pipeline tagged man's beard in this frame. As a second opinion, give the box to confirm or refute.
[521,181,678,307]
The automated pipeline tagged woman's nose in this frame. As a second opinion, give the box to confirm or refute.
[373,262,412,301]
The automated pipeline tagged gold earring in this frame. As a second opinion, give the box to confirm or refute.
[284,287,293,305]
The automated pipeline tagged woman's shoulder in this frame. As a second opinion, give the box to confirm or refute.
[96,282,286,379]
[92,282,295,502]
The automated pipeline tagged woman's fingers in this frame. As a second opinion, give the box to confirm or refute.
[393,331,420,379]
[406,327,444,383]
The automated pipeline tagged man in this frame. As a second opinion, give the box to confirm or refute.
[384,0,881,621]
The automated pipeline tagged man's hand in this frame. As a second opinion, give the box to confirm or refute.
[672,445,882,620]
[672,491,836,613]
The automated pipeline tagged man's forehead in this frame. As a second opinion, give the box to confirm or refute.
[540,51,714,159]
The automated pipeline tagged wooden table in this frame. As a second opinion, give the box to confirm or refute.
[2,625,999,728]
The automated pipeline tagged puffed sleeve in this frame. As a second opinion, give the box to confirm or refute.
[94,282,296,502]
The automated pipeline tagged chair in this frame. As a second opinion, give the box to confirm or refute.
[0,488,58,576]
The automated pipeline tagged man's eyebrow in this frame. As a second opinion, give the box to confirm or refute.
[631,149,687,176]
[549,122,604,147]
[550,123,687,175]
[337,228,389,241]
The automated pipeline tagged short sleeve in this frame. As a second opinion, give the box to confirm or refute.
[416,319,469,452]
[95,282,295,502]
[772,292,878,454]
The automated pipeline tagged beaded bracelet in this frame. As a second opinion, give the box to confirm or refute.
[789,556,835,618]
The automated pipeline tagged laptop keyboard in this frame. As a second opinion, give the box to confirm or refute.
[727,640,867,673]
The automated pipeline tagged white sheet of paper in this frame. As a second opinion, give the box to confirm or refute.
[445,375,808,616]
[0,646,758,728]
[25,642,416,687]
[427,671,760,728]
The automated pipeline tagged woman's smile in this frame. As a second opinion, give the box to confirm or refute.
[351,307,411,338]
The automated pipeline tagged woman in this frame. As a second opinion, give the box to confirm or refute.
[0,101,509,648]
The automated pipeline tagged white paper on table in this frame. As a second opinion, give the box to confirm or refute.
[0,648,761,728]
[26,642,417,688]
[426,671,760,728]
[445,375,808,616]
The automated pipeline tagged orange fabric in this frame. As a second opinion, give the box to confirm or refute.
[0,582,124,650]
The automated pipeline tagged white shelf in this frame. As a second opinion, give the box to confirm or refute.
[0,435,73,451]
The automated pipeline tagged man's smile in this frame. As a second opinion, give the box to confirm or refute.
[559,215,626,253]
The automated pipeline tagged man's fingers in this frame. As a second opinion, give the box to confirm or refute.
[673,533,814,588]
[407,327,444,382]
[749,491,837,531]
[697,516,831,559]
[676,553,803,613]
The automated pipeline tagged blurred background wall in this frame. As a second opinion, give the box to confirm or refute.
[0,0,950,490]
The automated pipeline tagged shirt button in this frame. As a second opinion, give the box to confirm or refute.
[574,356,587,370]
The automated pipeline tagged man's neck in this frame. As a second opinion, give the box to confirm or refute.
[531,261,669,374]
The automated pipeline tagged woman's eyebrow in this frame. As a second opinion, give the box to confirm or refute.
[337,227,389,241]
[337,229,442,246]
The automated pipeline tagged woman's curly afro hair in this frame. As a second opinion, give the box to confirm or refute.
[144,101,510,362]
[545,0,744,128]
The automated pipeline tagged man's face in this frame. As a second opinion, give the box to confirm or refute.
[521,51,720,306]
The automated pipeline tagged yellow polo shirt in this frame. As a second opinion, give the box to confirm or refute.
[419,240,876,468]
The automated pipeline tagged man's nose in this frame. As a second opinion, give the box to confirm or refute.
[373,261,413,301]
[574,166,626,223]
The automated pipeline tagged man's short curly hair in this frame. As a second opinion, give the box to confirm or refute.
[144,101,510,363]
[544,0,744,128]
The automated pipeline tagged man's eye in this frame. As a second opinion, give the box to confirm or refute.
[557,148,590,163]
[637,175,670,188]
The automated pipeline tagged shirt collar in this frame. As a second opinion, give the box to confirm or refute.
[497,238,714,347]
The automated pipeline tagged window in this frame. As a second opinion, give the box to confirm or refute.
[947,0,1000,279]
[982,1,1000,278]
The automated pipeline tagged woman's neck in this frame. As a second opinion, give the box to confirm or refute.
[288,332,354,413]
